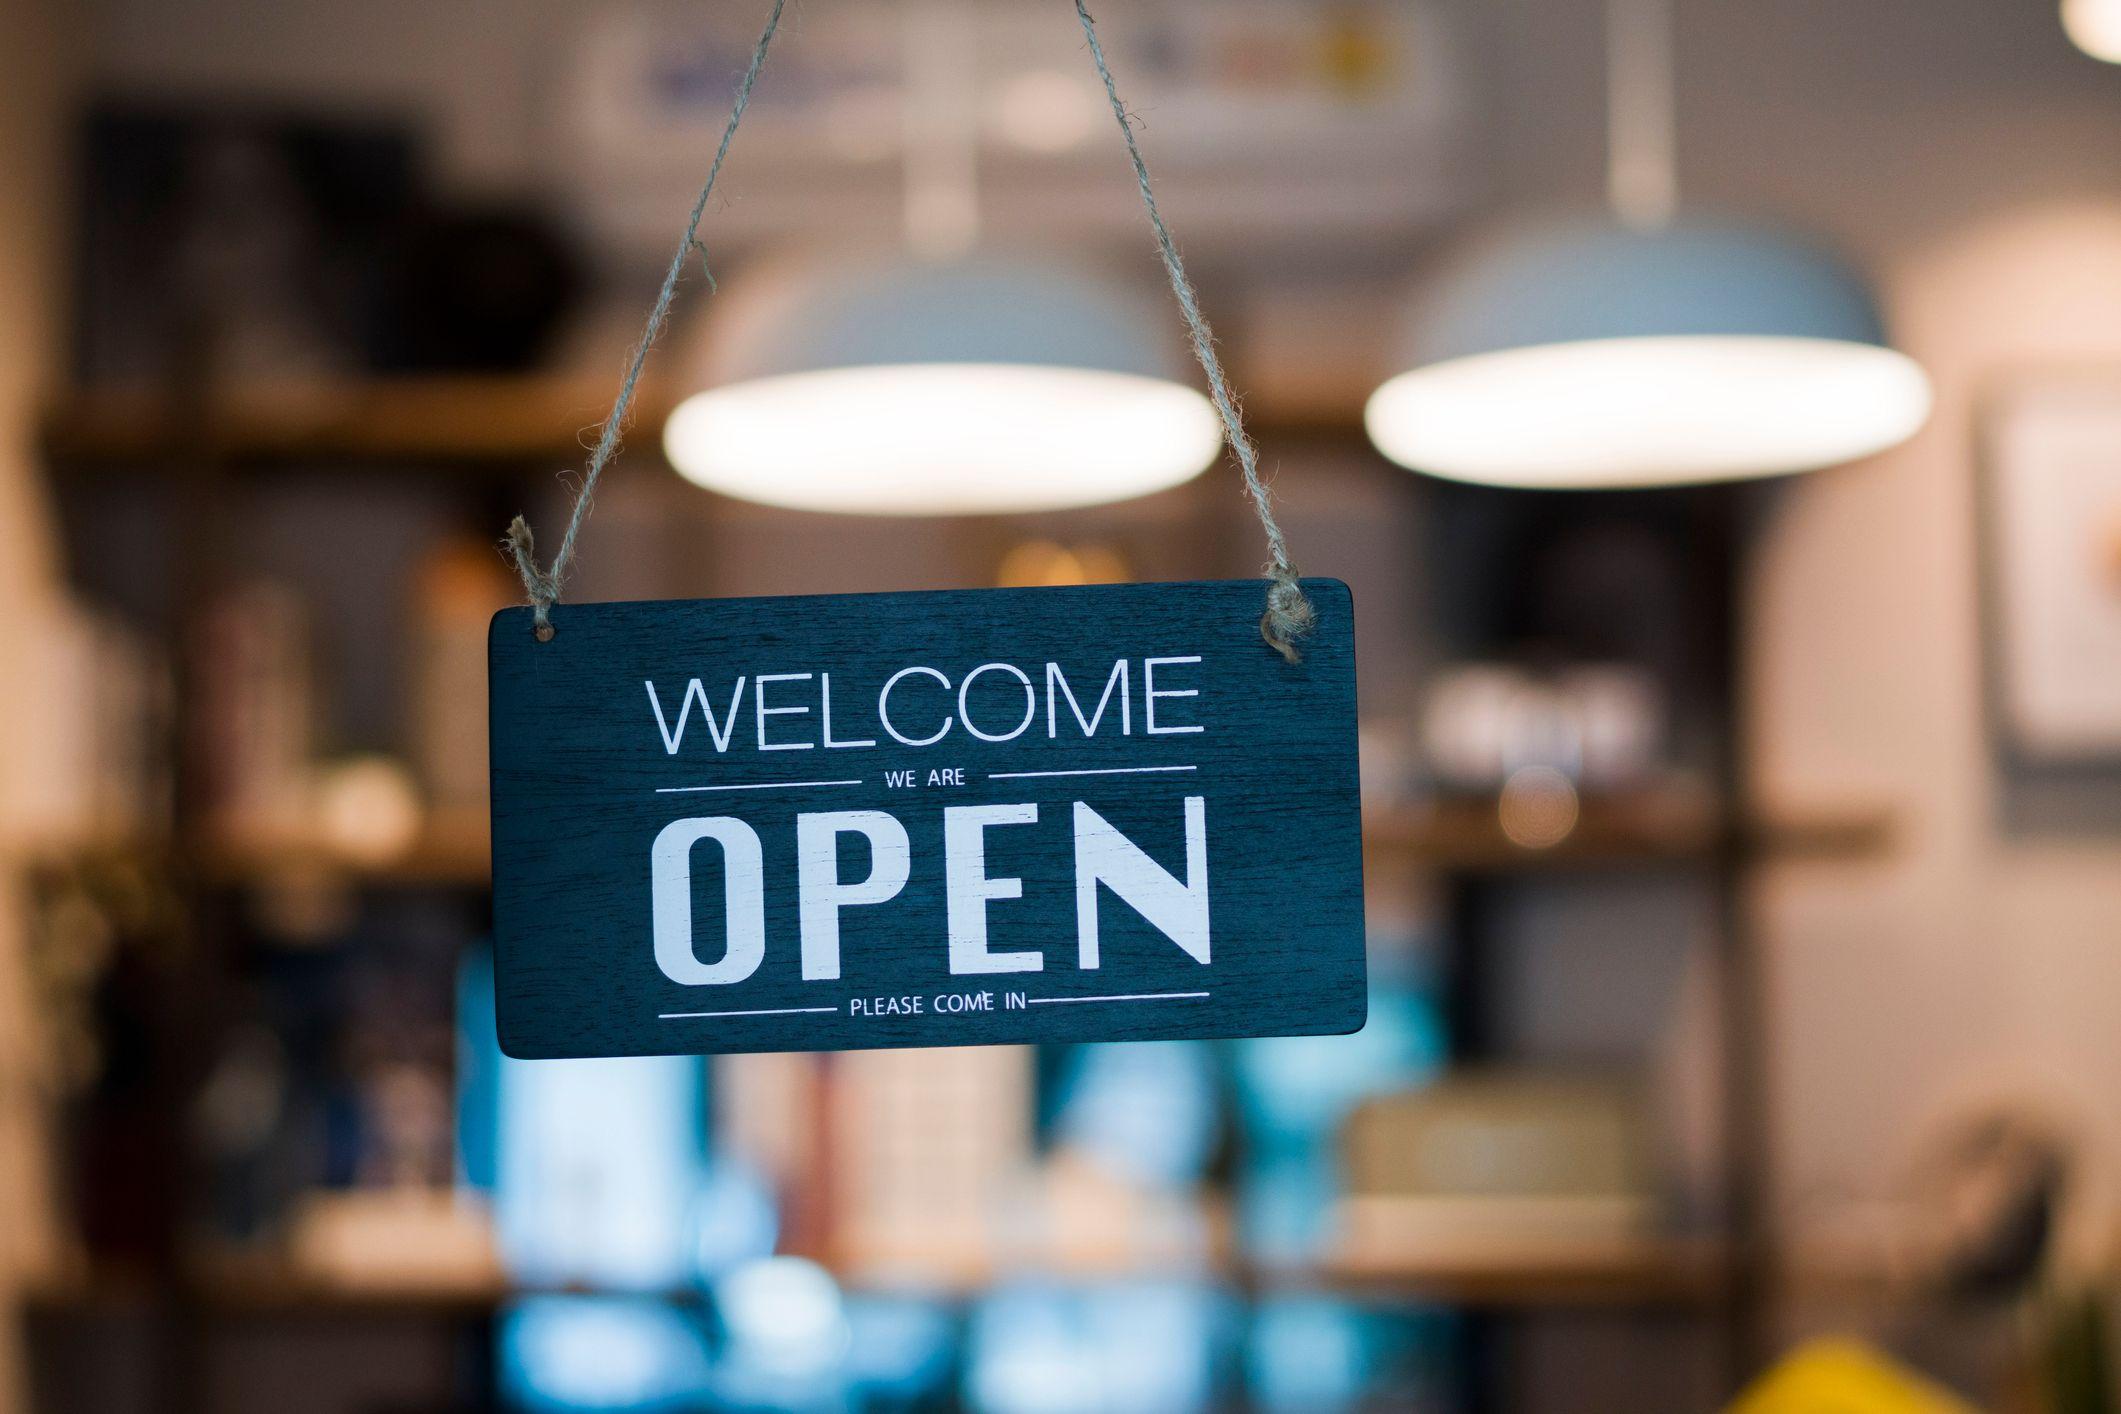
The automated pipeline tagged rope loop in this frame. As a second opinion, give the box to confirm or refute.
[1261,566,1315,664]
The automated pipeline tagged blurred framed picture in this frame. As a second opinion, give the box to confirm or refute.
[1982,372,2121,762]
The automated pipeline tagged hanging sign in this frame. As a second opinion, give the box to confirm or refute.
[488,578,1366,1058]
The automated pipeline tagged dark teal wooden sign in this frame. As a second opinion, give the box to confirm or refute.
[488,579,1365,1058]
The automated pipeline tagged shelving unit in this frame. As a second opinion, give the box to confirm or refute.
[41,377,660,469]
[35,373,1898,1411]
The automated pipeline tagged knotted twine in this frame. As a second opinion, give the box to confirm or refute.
[507,0,1316,662]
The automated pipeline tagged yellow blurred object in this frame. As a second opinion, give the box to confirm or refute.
[1320,8,1395,95]
[313,755,423,866]
[993,540,1129,589]
[2063,0,2121,62]
[1728,1339,1979,1414]
[1497,764,1581,849]
[412,537,514,813]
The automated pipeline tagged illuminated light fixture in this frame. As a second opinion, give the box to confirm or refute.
[664,258,1220,515]
[1365,223,1934,488]
[1365,0,1931,489]
[662,0,1219,516]
[2064,0,2121,61]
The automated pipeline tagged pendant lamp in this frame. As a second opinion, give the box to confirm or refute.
[663,256,1221,515]
[1364,0,1931,489]
[2063,0,2121,62]
[661,1,1220,516]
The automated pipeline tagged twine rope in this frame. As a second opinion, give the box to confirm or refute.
[507,0,789,640]
[507,0,1314,661]
[1071,0,1313,662]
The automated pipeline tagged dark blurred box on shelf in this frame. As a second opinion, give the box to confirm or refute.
[74,105,417,386]
[73,104,582,387]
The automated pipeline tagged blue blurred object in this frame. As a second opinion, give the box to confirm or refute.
[1233,964,1445,1259]
[462,949,728,1411]
[1049,1042,1218,1187]
[688,1157,780,1282]
[715,1256,848,1372]
[843,1294,958,1409]
[1247,1296,1371,1414]
[704,1256,852,1413]
[455,946,500,1192]
[500,1298,713,1414]
[967,1285,1091,1413]
[1247,1296,1455,1413]
[965,1280,1228,1414]
[495,1051,707,1290]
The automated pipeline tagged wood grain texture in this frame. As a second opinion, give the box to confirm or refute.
[488,579,1365,1058]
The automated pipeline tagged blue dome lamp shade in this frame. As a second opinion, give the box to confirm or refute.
[663,257,1221,515]
[1364,224,1934,489]
[1364,0,1931,489]
[662,0,1220,516]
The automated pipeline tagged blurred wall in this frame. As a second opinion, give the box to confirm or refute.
[1757,201,2121,1266]
[1680,1,2121,1273]
[1469,0,2121,1281]
[0,0,77,1408]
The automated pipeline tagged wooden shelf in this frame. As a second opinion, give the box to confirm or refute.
[24,796,1888,891]
[195,820,491,889]
[1364,794,1893,872]
[1253,1239,1730,1309]
[29,1241,1733,1319]
[41,376,669,468]
[40,375,1363,470]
